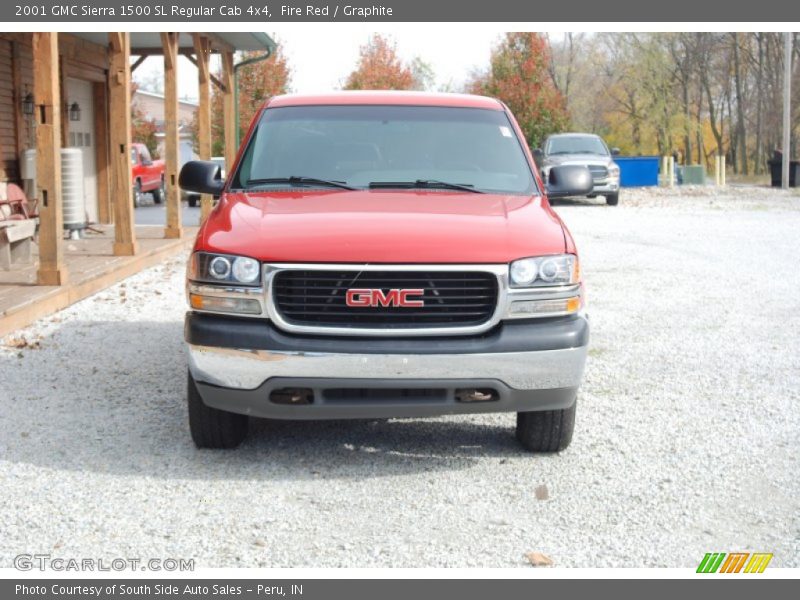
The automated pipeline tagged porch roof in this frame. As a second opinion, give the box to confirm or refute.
[72,32,276,55]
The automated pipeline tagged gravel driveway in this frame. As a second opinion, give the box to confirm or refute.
[1,186,798,568]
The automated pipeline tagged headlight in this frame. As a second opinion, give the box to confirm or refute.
[509,254,579,287]
[231,257,260,284]
[608,163,620,177]
[189,252,262,286]
[209,256,231,280]
[510,258,538,285]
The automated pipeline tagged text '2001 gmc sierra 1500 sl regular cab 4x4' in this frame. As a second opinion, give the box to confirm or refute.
[179,91,593,452]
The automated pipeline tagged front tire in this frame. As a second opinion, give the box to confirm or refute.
[605,193,619,206]
[187,194,198,208]
[132,180,143,208]
[187,370,248,449]
[153,178,165,204]
[516,399,576,453]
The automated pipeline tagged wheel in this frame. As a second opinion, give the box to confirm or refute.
[605,193,619,206]
[187,370,248,449]
[515,399,576,453]
[132,180,143,208]
[188,195,198,208]
[153,178,165,204]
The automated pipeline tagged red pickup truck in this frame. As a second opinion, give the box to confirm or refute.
[179,92,592,452]
[131,143,166,207]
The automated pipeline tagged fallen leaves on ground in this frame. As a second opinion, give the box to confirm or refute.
[525,552,554,567]
[3,335,42,350]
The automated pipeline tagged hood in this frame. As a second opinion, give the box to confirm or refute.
[544,153,612,166]
[198,190,567,264]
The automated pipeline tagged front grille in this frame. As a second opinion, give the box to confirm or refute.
[271,269,499,329]
[588,165,609,181]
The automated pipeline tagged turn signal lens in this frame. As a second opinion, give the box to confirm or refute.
[508,296,582,317]
[189,294,261,315]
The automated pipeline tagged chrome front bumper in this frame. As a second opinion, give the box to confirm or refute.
[188,343,588,391]
[185,308,589,419]
[591,179,620,193]
[188,342,587,419]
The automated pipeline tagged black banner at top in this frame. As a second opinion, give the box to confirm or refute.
[4,0,800,22]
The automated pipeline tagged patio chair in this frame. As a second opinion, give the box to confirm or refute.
[0,183,38,221]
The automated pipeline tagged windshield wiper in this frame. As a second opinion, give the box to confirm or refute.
[369,179,484,194]
[245,176,356,190]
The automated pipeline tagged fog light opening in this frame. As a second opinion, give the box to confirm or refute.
[455,388,498,403]
[270,388,314,405]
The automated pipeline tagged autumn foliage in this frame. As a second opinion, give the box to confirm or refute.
[204,47,291,156]
[469,33,569,148]
[343,34,415,90]
[130,83,160,158]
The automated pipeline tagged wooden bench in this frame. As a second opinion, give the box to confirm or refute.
[0,219,36,270]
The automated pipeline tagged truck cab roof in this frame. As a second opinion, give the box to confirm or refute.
[266,91,505,111]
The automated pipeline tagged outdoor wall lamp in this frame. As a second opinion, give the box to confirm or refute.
[67,102,81,122]
[21,92,34,116]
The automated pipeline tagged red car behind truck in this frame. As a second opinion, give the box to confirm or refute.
[131,142,166,207]
[179,92,593,452]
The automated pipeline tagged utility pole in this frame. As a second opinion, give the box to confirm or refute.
[782,32,792,190]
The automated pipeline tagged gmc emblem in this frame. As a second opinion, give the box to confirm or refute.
[346,288,425,308]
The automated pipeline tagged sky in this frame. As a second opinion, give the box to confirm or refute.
[133,26,516,100]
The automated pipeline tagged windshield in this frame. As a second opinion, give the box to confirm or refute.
[546,136,608,156]
[233,105,537,195]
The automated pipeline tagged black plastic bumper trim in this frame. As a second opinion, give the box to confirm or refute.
[185,312,589,355]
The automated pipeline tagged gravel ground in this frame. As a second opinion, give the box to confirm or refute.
[1,186,799,568]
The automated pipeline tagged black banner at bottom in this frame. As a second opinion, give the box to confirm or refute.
[2,578,796,600]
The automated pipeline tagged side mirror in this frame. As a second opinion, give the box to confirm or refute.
[532,147,544,166]
[179,160,224,196]
[611,147,621,156]
[545,165,593,199]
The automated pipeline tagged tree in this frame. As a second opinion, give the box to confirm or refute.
[343,34,414,90]
[543,32,798,175]
[410,57,435,91]
[202,46,291,157]
[549,34,614,136]
[134,68,164,95]
[130,83,160,158]
[467,32,569,148]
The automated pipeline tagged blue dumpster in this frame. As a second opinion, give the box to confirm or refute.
[615,156,660,187]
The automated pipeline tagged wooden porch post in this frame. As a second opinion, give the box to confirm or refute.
[193,34,213,222]
[162,32,182,239]
[58,55,69,148]
[222,50,236,173]
[33,32,68,285]
[93,81,112,224]
[108,32,138,256]
[33,32,68,286]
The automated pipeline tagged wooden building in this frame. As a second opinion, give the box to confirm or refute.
[0,32,275,286]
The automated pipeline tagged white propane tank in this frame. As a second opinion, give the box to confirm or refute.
[60,148,86,235]
[21,148,37,200]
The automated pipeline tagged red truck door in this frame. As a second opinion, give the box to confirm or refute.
[138,145,159,190]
